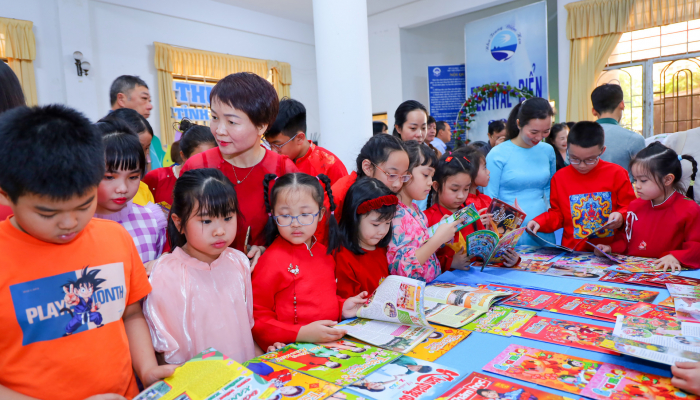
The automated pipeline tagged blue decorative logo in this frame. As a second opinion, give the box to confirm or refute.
[490,30,518,61]
[432,67,442,77]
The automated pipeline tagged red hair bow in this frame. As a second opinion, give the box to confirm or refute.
[357,195,399,215]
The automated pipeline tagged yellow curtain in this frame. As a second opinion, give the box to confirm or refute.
[268,60,292,99]
[0,17,37,106]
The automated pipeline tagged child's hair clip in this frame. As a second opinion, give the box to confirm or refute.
[463,157,471,163]
[268,212,272,217]
[679,155,683,161]
[445,156,453,162]
[357,195,399,214]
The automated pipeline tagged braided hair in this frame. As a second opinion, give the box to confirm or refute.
[630,142,697,200]
[427,148,476,208]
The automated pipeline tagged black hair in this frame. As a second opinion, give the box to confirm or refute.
[567,121,604,148]
[630,142,697,200]
[436,121,449,133]
[0,62,25,114]
[393,100,428,138]
[505,97,554,140]
[545,123,568,147]
[210,72,279,131]
[109,107,153,137]
[415,365,433,373]
[340,178,397,255]
[468,141,490,157]
[463,146,487,180]
[566,121,576,129]
[476,389,497,397]
[488,120,506,136]
[427,115,436,125]
[167,169,240,249]
[263,173,340,254]
[356,134,407,178]
[404,140,438,172]
[178,119,216,160]
[266,97,307,139]
[64,267,106,293]
[373,121,388,135]
[109,75,148,106]
[591,84,624,115]
[170,141,182,164]
[352,381,385,393]
[94,115,146,178]
[428,149,475,208]
[0,105,104,202]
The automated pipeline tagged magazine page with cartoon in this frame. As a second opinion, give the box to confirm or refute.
[599,335,700,366]
[465,227,527,270]
[581,363,697,400]
[425,282,511,312]
[512,316,616,355]
[428,203,480,238]
[486,284,561,311]
[667,284,700,321]
[436,372,572,400]
[463,306,536,337]
[423,300,485,328]
[487,198,527,237]
[344,355,461,400]
[260,341,401,386]
[242,356,342,399]
[573,284,659,302]
[613,315,700,354]
[540,264,606,281]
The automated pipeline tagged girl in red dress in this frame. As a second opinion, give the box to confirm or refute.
[463,147,494,213]
[252,173,367,351]
[596,143,700,272]
[334,177,398,298]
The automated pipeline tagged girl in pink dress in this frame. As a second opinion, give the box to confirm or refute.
[143,168,256,363]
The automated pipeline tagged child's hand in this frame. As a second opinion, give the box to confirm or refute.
[342,292,368,319]
[267,342,286,352]
[672,361,700,395]
[144,260,157,276]
[451,248,470,271]
[297,320,347,343]
[434,218,462,244]
[477,208,492,228]
[83,395,128,400]
[607,212,624,230]
[593,244,611,256]
[247,245,264,271]
[502,248,519,267]
[141,363,181,387]
[526,220,540,234]
[654,254,682,273]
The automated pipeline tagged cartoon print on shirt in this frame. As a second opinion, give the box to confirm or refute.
[570,192,613,239]
[61,267,106,336]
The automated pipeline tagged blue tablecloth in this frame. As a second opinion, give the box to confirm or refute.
[431,261,699,399]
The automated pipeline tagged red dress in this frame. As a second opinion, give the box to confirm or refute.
[142,165,178,212]
[330,171,358,222]
[424,203,484,271]
[532,161,636,251]
[295,141,348,185]
[611,191,700,269]
[252,237,345,349]
[181,147,298,252]
[464,189,492,211]
[334,246,389,298]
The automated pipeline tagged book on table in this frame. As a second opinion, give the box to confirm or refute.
[422,282,512,328]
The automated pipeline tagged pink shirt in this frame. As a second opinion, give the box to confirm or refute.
[143,247,255,363]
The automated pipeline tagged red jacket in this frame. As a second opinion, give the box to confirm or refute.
[424,203,484,271]
[295,141,348,185]
[464,189,492,211]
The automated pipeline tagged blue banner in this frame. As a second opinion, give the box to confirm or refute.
[427,64,466,142]
[464,1,548,142]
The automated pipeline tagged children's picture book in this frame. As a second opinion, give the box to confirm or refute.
[424,301,485,328]
[581,363,696,400]
[599,271,634,284]
[242,357,343,400]
[599,335,700,365]
[654,275,700,286]
[344,355,461,400]
[584,298,636,321]
[467,227,527,270]
[616,302,676,320]
[513,316,617,355]
[483,344,603,395]
[463,306,536,336]
[667,284,700,321]
[404,325,470,362]
[261,341,400,386]
[487,284,561,311]
[547,295,608,322]
[541,264,606,280]
[519,260,557,273]
[436,372,572,400]
[514,245,562,263]
[613,315,700,354]
[487,198,527,237]
[553,252,613,269]
[339,276,435,353]
[573,284,659,302]
[660,297,675,307]
[428,203,480,237]
[423,282,512,328]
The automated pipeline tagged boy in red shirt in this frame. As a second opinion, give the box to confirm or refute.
[0,105,176,400]
[527,121,636,251]
[265,98,348,184]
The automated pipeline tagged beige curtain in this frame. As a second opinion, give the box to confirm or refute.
[0,17,37,106]
[268,60,292,99]
[565,0,700,121]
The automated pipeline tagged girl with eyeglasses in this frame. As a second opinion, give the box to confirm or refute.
[252,173,368,351]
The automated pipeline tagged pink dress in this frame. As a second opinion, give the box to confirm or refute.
[387,200,441,282]
[143,247,255,363]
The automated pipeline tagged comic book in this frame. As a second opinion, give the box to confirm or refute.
[428,203,480,237]
[547,295,609,322]
[594,252,661,273]
[354,325,471,362]
[487,198,527,237]
[425,282,511,311]
[513,316,617,355]
[514,245,563,263]
[483,344,603,395]
[615,302,676,320]
[552,252,612,269]
[613,315,700,354]
[519,260,557,273]
[424,301,486,328]
[241,357,342,399]
[541,264,607,280]
[581,363,696,400]
[667,284,700,322]
[485,284,561,311]
[261,341,401,386]
[599,271,633,284]
[338,276,435,353]
[573,284,659,302]
[465,228,527,270]
[584,298,636,321]
[436,372,572,400]
[599,335,700,365]
[344,355,461,400]
[653,275,700,286]
[463,306,536,336]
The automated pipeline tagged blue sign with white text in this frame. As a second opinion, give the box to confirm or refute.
[428,64,466,142]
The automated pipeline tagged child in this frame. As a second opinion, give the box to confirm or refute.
[596,142,700,271]
[252,173,367,350]
[94,117,167,265]
[144,169,256,364]
[527,122,635,251]
[142,118,216,213]
[332,134,409,222]
[0,105,175,399]
[388,141,463,282]
[335,177,398,298]
[463,146,493,216]
[266,98,348,185]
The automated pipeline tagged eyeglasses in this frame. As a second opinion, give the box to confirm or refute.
[567,151,602,165]
[273,211,320,227]
[372,163,412,182]
[267,133,299,151]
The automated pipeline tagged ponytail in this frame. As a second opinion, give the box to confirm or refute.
[630,142,697,200]
[682,154,698,200]
[318,174,341,254]
[505,97,554,140]
[263,173,279,246]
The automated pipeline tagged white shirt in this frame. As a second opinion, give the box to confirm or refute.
[431,137,447,153]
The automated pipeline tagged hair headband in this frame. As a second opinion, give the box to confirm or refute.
[679,155,683,161]
[357,195,399,215]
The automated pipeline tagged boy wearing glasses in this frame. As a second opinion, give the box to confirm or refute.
[527,122,636,251]
[265,98,348,185]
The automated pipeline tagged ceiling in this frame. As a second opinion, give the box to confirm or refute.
[212,0,421,24]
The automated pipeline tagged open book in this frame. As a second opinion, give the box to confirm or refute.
[487,198,527,236]
[422,282,512,328]
[467,227,527,271]
[427,203,480,237]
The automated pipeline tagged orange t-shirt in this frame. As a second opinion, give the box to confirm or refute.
[0,218,151,400]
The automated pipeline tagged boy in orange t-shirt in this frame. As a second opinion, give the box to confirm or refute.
[0,105,176,400]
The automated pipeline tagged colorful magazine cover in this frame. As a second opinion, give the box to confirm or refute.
[425,283,511,311]
[667,284,700,321]
[520,260,557,273]
[616,302,676,320]
[345,355,461,400]
[599,271,633,284]
[428,203,480,237]
[581,363,696,400]
[487,198,527,237]
[552,252,612,269]
[483,344,603,395]
[466,228,527,269]
[547,295,608,322]
[584,298,636,321]
[541,264,606,280]
[488,285,561,311]
[613,315,700,354]
[659,297,676,307]
[599,335,700,365]
[242,358,342,400]
[436,372,571,400]
[405,325,471,362]
[513,316,617,355]
[573,284,659,302]
[513,245,562,263]
[262,341,401,386]
[463,306,536,336]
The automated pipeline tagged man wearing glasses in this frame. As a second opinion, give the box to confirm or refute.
[527,122,636,252]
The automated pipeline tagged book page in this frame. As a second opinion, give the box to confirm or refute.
[613,315,700,353]
[466,230,499,263]
[490,227,526,263]
[340,319,435,354]
[599,335,700,365]
[425,282,509,311]
[427,203,480,237]
[356,275,429,326]
[424,300,484,328]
